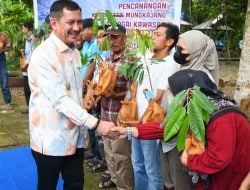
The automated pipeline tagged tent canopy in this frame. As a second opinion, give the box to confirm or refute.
[193,14,234,31]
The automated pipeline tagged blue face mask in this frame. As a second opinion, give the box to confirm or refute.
[174,46,190,65]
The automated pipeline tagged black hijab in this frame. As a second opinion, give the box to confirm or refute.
[168,69,235,107]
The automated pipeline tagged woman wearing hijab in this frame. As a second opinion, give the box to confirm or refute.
[174,30,219,86]
[112,69,250,190]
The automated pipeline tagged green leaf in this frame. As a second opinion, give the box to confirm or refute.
[127,63,137,79]
[105,10,117,29]
[120,62,129,79]
[124,50,138,57]
[99,14,106,30]
[92,17,98,35]
[133,65,141,83]
[160,90,186,128]
[192,86,216,114]
[139,70,144,85]
[138,38,146,56]
[202,109,210,124]
[100,37,110,51]
[164,107,186,141]
[176,115,190,152]
[188,99,205,141]
[81,53,89,65]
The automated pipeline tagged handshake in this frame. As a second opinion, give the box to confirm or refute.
[95,120,138,140]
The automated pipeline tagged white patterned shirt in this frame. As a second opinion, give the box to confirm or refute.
[28,33,97,156]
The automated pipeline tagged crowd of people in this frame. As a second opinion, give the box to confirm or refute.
[0,0,249,190]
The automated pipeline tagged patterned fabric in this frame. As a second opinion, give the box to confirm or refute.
[100,52,131,124]
[28,33,97,156]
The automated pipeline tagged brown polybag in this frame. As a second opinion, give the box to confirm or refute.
[185,131,205,155]
[141,99,165,124]
[95,64,118,96]
[83,80,97,111]
[118,83,138,126]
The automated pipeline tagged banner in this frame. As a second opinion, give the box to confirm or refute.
[34,0,182,30]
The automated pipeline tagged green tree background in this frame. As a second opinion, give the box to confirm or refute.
[0,0,33,70]
[182,0,247,49]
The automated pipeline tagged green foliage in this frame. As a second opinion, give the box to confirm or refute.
[81,53,89,65]
[0,0,33,47]
[162,86,217,152]
[182,0,247,49]
[105,10,117,29]
[92,10,154,85]
[121,30,154,85]
[0,0,33,70]
[160,90,186,129]
[188,99,205,142]
[163,106,186,141]
[176,115,190,151]
[92,11,113,52]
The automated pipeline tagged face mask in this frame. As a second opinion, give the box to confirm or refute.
[174,46,190,65]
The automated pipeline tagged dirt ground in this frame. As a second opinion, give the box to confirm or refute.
[219,61,239,98]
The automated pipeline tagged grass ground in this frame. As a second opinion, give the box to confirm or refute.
[0,88,115,190]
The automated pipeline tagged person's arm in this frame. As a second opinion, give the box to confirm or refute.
[0,36,11,53]
[30,51,118,138]
[154,89,165,104]
[181,114,236,174]
[110,126,139,139]
[112,121,164,140]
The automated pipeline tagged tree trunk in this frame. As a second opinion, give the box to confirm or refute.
[234,0,250,120]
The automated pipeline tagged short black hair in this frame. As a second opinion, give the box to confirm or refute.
[50,0,81,20]
[157,22,179,50]
[23,21,33,30]
[82,18,93,29]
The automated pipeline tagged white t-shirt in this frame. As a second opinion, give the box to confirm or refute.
[136,55,180,117]
[23,35,35,76]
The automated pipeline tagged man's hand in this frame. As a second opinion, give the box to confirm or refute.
[111,126,128,139]
[111,126,139,139]
[180,149,188,166]
[96,120,119,140]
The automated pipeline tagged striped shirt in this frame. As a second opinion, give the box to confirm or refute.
[28,33,98,156]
